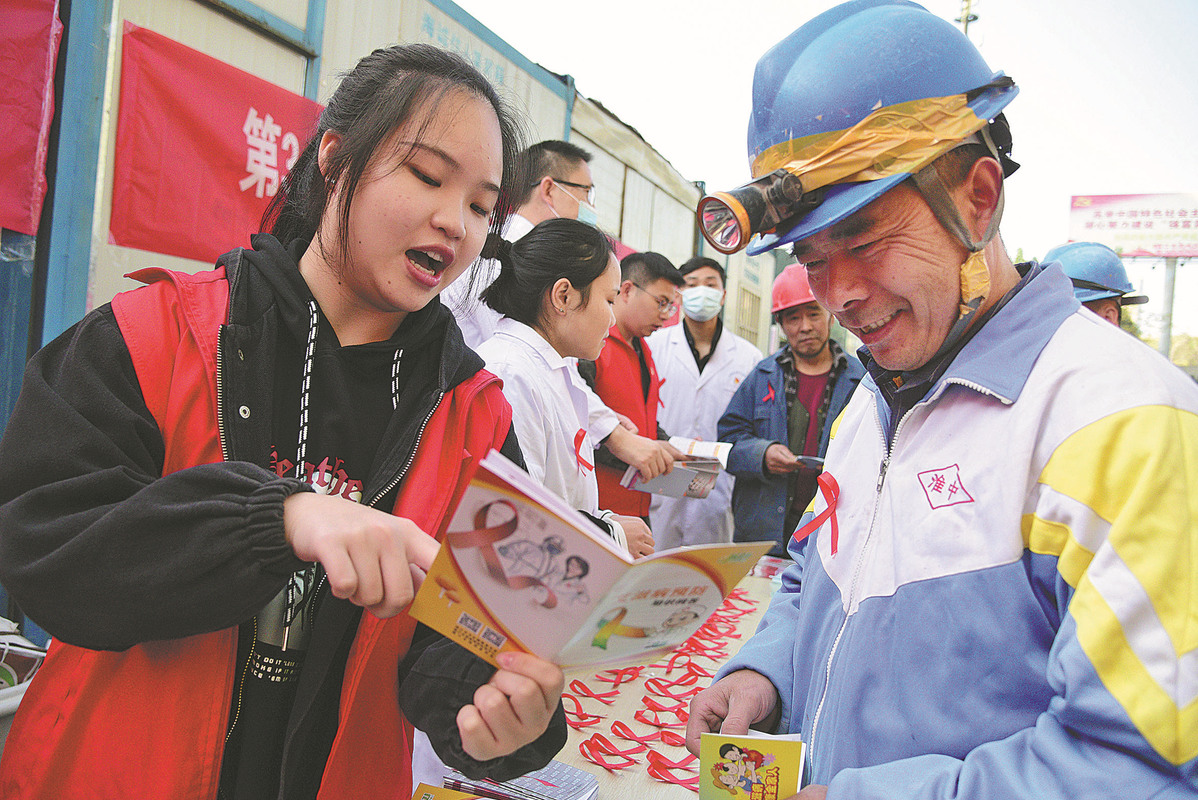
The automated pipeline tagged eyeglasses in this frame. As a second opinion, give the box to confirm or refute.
[549,178,596,205]
[631,283,678,316]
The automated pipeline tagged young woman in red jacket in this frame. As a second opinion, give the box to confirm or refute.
[0,44,565,800]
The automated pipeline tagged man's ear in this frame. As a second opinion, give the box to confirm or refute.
[619,279,635,299]
[535,175,555,205]
[960,156,1004,240]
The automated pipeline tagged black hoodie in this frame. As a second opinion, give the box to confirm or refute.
[0,235,564,799]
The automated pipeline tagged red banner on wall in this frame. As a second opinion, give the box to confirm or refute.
[0,0,63,236]
[110,22,322,264]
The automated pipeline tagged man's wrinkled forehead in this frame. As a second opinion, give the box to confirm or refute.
[790,208,880,264]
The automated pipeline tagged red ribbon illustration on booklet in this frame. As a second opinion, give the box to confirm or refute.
[448,499,559,609]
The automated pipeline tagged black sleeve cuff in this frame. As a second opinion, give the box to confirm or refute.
[246,477,314,574]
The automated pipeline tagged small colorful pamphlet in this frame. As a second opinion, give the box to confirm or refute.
[409,450,771,668]
[619,436,732,499]
[699,731,806,800]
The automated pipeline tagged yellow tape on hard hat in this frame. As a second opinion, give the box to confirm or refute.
[750,92,989,188]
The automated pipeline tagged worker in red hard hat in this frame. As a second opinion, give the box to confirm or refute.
[717,263,864,557]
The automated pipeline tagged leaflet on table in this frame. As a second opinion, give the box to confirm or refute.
[408,450,771,669]
[698,731,806,800]
[618,436,732,499]
[438,760,598,800]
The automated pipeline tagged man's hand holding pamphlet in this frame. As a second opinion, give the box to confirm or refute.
[409,450,771,669]
[698,731,805,800]
[618,436,733,499]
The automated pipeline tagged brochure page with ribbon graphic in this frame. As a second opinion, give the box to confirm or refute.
[409,450,770,667]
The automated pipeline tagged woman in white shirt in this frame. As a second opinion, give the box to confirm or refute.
[475,219,654,557]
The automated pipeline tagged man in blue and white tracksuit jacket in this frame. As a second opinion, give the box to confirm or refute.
[713,262,1198,797]
[684,2,1198,797]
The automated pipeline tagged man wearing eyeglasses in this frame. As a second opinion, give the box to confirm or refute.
[578,252,686,520]
[443,139,598,348]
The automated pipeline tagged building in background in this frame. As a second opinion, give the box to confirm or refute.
[0,0,786,438]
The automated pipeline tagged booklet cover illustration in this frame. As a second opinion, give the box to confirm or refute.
[409,450,770,668]
[699,731,806,800]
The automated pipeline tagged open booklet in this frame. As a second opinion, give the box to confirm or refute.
[619,436,733,499]
[698,731,806,800]
[409,450,771,669]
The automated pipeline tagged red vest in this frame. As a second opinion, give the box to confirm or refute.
[0,268,512,800]
[592,324,660,516]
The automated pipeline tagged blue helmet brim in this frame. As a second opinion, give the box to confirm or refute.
[747,81,1018,256]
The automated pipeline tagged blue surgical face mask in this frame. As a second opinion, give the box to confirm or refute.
[575,201,599,228]
[681,285,723,322]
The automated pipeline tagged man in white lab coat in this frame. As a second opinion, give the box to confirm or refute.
[646,258,763,549]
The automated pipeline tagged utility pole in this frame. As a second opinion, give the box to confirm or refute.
[956,0,979,36]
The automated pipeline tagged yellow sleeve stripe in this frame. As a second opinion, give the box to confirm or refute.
[1073,574,1198,765]
[1022,483,1109,587]
[1039,405,1198,650]
[1032,404,1198,765]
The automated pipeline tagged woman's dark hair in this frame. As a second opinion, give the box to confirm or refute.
[480,218,613,328]
[263,43,526,269]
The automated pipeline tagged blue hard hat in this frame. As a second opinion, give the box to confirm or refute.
[1043,241,1148,305]
[744,0,1018,255]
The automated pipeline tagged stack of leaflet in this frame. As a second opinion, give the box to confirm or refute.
[443,760,598,800]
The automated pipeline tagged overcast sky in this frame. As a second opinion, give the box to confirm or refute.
[452,0,1198,337]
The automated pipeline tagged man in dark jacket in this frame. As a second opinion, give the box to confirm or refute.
[718,264,864,556]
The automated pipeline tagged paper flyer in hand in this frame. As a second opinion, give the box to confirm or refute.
[409,450,771,668]
[619,436,732,499]
[698,731,806,800]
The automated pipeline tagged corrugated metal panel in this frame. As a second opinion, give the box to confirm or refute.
[252,0,308,29]
[648,191,696,265]
[318,0,403,102]
[402,0,566,141]
[571,132,624,240]
[620,170,654,252]
[88,1,309,310]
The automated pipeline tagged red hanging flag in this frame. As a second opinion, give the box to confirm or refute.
[110,23,322,264]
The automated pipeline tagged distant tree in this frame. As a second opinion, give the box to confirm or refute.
[1171,333,1198,368]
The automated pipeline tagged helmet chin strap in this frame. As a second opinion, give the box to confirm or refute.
[905,133,1007,369]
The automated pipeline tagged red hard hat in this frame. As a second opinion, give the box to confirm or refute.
[771,263,817,313]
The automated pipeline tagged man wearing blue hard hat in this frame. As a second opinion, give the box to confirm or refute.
[1044,240,1149,326]
[685,2,1198,798]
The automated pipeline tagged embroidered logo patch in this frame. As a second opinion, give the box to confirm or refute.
[917,464,974,509]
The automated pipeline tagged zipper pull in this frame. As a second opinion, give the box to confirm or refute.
[876,455,890,493]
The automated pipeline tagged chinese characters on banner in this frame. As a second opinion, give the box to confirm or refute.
[1067,194,1198,258]
[0,0,63,235]
[110,23,322,264]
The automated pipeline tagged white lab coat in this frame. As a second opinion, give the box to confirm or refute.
[443,214,619,443]
[646,321,763,549]
[477,317,605,516]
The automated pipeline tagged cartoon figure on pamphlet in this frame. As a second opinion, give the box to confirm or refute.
[710,742,774,797]
[591,603,707,649]
[548,555,591,605]
[451,501,581,610]
[697,731,804,800]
